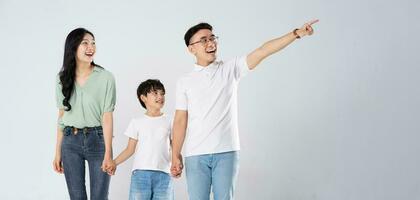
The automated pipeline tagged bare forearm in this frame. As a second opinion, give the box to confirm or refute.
[114,148,135,165]
[260,32,296,58]
[55,126,63,155]
[172,111,188,156]
[247,32,296,69]
[102,112,114,159]
[55,110,64,155]
[247,20,319,70]
[172,126,186,156]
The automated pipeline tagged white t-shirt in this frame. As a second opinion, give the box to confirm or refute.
[175,56,250,157]
[124,114,172,173]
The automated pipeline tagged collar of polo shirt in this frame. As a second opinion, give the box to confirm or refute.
[194,61,220,71]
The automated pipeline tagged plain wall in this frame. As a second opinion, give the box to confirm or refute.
[0,0,419,199]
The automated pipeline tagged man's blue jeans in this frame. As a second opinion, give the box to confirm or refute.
[61,126,110,200]
[185,151,239,200]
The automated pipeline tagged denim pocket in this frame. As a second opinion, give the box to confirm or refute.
[95,129,104,141]
[62,127,74,146]
[63,127,71,136]
[97,129,103,136]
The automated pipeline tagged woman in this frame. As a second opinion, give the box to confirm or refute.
[53,28,116,200]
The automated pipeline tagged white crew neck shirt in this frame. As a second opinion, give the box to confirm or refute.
[124,114,172,173]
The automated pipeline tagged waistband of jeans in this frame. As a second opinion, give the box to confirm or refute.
[64,126,102,134]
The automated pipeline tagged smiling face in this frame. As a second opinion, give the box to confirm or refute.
[141,89,165,111]
[76,33,96,64]
[188,29,218,66]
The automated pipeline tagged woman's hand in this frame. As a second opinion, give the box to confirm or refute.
[53,154,64,174]
[101,157,116,175]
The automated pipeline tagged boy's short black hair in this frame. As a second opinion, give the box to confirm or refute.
[184,22,213,46]
[137,79,165,109]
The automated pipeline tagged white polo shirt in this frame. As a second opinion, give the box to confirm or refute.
[176,55,250,157]
[124,114,172,173]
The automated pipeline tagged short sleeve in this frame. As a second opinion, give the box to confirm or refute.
[55,75,65,109]
[124,119,138,140]
[175,79,187,111]
[229,55,251,81]
[103,73,116,112]
[58,119,65,130]
[168,115,174,139]
[55,75,65,130]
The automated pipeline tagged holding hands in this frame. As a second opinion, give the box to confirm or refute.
[171,154,183,178]
[102,157,117,176]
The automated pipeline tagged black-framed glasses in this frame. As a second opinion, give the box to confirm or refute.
[189,36,219,46]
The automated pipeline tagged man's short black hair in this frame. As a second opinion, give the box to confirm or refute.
[184,22,213,46]
[136,79,165,109]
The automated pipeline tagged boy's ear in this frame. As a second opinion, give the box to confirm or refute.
[140,94,147,103]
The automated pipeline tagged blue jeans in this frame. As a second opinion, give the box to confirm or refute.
[185,151,239,200]
[129,170,173,200]
[61,126,110,200]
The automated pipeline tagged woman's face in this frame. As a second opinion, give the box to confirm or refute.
[76,33,96,64]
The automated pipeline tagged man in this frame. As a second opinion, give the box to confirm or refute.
[171,20,319,200]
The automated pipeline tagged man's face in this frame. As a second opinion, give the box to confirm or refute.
[188,29,218,66]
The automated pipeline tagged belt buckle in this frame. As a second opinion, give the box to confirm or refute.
[72,127,78,135]
[83,127,88,134]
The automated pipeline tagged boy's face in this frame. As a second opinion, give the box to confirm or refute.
[141,89,165,110]
[188,29,218,66]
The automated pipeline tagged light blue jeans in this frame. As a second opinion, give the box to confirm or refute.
[185,151,239,200]
[129,170,173,200]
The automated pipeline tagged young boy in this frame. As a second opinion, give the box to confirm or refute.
[113,79,173,200]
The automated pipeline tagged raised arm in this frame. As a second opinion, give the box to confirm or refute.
[247,19,319,70]
[171,110,188,177]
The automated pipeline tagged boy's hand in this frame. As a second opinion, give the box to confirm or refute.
[171,154,183,178]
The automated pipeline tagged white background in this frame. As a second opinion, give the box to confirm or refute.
[1,0,419,199]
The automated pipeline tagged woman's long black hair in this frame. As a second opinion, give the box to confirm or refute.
[59,28,98,111]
